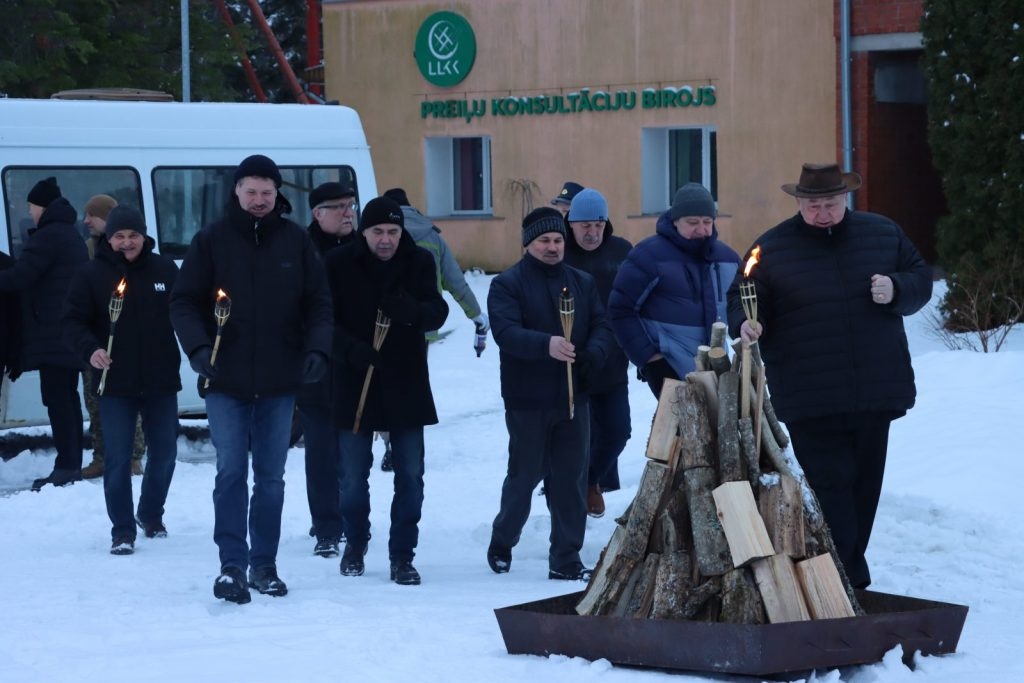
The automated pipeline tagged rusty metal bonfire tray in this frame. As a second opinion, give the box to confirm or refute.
[494,589,967,677]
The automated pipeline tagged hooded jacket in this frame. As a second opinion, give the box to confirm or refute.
[0,199,88,370]
[608,211,740,379]
[63,238,181,396]
[170,197,333,398]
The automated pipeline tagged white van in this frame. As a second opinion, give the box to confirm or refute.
[0,97,377,428]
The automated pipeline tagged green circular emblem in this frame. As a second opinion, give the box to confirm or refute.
[415,11,476,87]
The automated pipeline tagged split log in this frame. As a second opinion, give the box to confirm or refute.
[651,551,695,619]
[763,395,790,449]
[750,554,811,623]
[695,345,711,372]
[753,365,767,454]
[709,321,728,349]
[795,553,856,620]
[623,553,661,618]
[685,370,720,429]
[677,382,715,471]
[575,525,637,615]
[683,466,732,577]
[721,568,766,624]
[757,473,805,558]
[645,378,684,463]
[712,481,775,567]
[737,417,761,490]
[715,371,743,482]
[621,461,673,560]
[731,338,764,369]
[707,346,731,376]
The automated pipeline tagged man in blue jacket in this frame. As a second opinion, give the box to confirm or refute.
[727,162,932,589]
[486,207,613,581]
[0,177,88,491]
[171,155,333,604]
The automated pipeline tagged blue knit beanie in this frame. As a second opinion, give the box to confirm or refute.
[670,183,716,220]
[567,188,608,222]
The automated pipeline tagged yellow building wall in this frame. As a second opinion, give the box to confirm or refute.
[323,0,837,271]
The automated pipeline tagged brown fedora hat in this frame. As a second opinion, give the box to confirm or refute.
[781,163,862,197]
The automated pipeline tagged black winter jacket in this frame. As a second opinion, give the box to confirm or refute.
[0,251,21,378]
[297,221,357,409]
[564,219,632,393]
[63,238,182,397]
[0,199,88,370]
[324,229,448,431]
[726,210,932,423]
[170,199,333,398]
[488,253,614,412]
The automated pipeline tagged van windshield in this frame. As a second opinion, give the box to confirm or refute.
[154,165,358,258]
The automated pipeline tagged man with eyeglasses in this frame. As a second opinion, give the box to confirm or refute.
[301,181,359,560]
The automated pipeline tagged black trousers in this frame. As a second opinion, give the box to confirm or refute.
[38,365,84,472]
[786,412,894,589]
[491,406,589,572]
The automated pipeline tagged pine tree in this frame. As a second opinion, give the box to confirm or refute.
[921,0,1024,331]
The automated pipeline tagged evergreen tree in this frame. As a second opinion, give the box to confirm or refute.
[921,0,1024,330]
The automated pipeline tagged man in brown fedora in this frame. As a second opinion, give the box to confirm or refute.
[725,162,932,589]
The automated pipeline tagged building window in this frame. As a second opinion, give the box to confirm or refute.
[424,136,492,215]
[641,127,717,214]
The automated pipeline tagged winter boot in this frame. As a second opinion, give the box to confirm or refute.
[313,538,340,558]
[390,559,421,585]
[131,459,145,476]
[214,566,251,604]
[548,563,593,582]
[248,566,288,597]
[340,543,366,576]
[586,484,606,518]
[135,515,168,539]
[110,535,135,556]
[81,459,104,480]
[487,542,511,574]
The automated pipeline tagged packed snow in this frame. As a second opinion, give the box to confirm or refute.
[1,274,1022,683]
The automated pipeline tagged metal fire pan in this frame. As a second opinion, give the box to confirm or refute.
[494,589,968,677]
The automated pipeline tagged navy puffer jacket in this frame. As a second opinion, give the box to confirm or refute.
[608,211,740,378]
[726,210,932,423]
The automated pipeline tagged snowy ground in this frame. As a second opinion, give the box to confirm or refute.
[1,274,1021,683]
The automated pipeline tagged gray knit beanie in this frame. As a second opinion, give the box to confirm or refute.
[670,183,716,220]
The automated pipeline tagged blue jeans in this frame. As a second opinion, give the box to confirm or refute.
[298,399,344,542]
[338,427,424,562]
[99,393,179,540]
[587,384,631,491]
[206,393,294,572]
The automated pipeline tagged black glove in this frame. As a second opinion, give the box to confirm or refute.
[346,342,380,372]
[640,357,677,397]
[574,350,599,393]
[302,351,328,384]
[188,346,217,380]
[4,363,21,382]
[381,291,420,326]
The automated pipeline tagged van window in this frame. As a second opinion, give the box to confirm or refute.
[2,167,142,257]
[153,166,360,258]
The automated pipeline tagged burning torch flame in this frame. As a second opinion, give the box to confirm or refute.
[115,277,127,296]
[216,289,227,301]
[743,245,761,278]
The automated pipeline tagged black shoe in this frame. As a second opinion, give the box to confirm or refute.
[314,538,340,558]
[31,468,83,492]
[110,536,135,556]
[487,543,511,574]
[390,559,421,585]
[380,447,393,472]
[214,566,252,604]
[248,566,288,597]
[340,544,366,576]
[135,515,168,539]
[548,564,593,582]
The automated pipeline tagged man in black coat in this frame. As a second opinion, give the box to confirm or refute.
[0,177,88,491]
[63,206,181,555]
[300,181,359,559]
[325,196,448,586]
[171,155,333,604]
[563,188,633,518]
[727,163,932,589]
[486,207,614,581]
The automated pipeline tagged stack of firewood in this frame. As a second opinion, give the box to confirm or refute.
[576,323,862,624]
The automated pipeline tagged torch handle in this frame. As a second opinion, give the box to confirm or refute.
[353,365,375,433]
[97,332,116,396]
[566,362,575,420]
[204,332,224,389]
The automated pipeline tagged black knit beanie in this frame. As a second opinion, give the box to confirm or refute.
[28,177,62,208]
[234,154,283,188]
[105,205,147,238]
[522,207,567,246]
[359,196,405,231]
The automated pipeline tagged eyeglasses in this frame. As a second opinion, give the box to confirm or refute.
[317,201,358,212]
